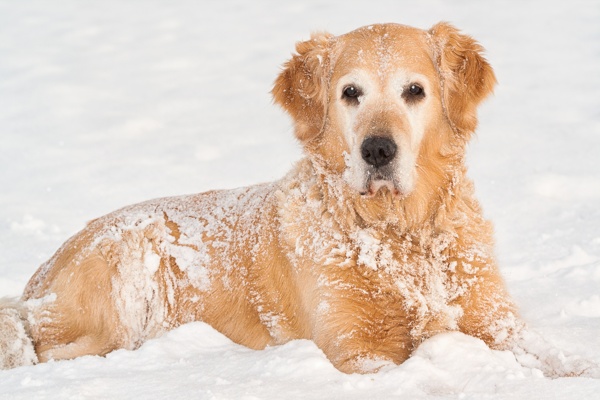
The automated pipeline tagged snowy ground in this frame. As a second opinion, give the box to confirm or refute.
[1,0,599,398]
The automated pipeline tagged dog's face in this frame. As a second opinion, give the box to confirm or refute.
[273,23,496,199]
[329,25,443,197]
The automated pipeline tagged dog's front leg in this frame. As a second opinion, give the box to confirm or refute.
[310,290,414,374]
[312,322,409,374]
[453,257,600,378]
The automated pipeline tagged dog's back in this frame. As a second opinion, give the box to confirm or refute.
[17,183,304,364]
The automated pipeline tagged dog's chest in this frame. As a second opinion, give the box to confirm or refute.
[295,220,467,336]
[278,168,472,337]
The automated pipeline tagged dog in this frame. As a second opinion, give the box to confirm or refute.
[1,22,598,377]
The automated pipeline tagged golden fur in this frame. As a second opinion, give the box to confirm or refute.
[2,23,597,376]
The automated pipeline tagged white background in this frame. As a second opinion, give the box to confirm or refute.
[1,1,599,398]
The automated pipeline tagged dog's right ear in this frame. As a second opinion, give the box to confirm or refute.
[272,32,334,142]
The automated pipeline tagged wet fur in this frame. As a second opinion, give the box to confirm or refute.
[1,23,597,376]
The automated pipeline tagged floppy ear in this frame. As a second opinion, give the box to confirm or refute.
[272,32,334,142]
[429,22,497,138]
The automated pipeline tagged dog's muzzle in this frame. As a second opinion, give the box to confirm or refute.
[360,136,401,196]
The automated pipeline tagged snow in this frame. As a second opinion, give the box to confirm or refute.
[1,0,599,398]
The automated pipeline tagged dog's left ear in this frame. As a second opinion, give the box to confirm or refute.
[429,22,497,138]
[272,32,334,142]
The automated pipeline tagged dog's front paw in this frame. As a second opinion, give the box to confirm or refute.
[334,354,396,374]
[557,355,600,379]
[511,331,600,378]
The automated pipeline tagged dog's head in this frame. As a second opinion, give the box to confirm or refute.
[273,23,496,199]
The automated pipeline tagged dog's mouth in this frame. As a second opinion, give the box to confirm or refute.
[359,170,402,197]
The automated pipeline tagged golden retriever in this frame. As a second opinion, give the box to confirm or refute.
[1,22,597,377]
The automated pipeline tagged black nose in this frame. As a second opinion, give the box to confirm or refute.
[361,136,397,167]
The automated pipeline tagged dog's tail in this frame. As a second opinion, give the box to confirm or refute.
[0,297,38,369]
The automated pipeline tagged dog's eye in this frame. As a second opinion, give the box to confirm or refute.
[404,83,425,103]
[342,85,361,104]
[408,84,423,96]
[343,86,359,97]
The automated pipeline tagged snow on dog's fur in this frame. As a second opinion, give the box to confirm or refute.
[0,23,597,377]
